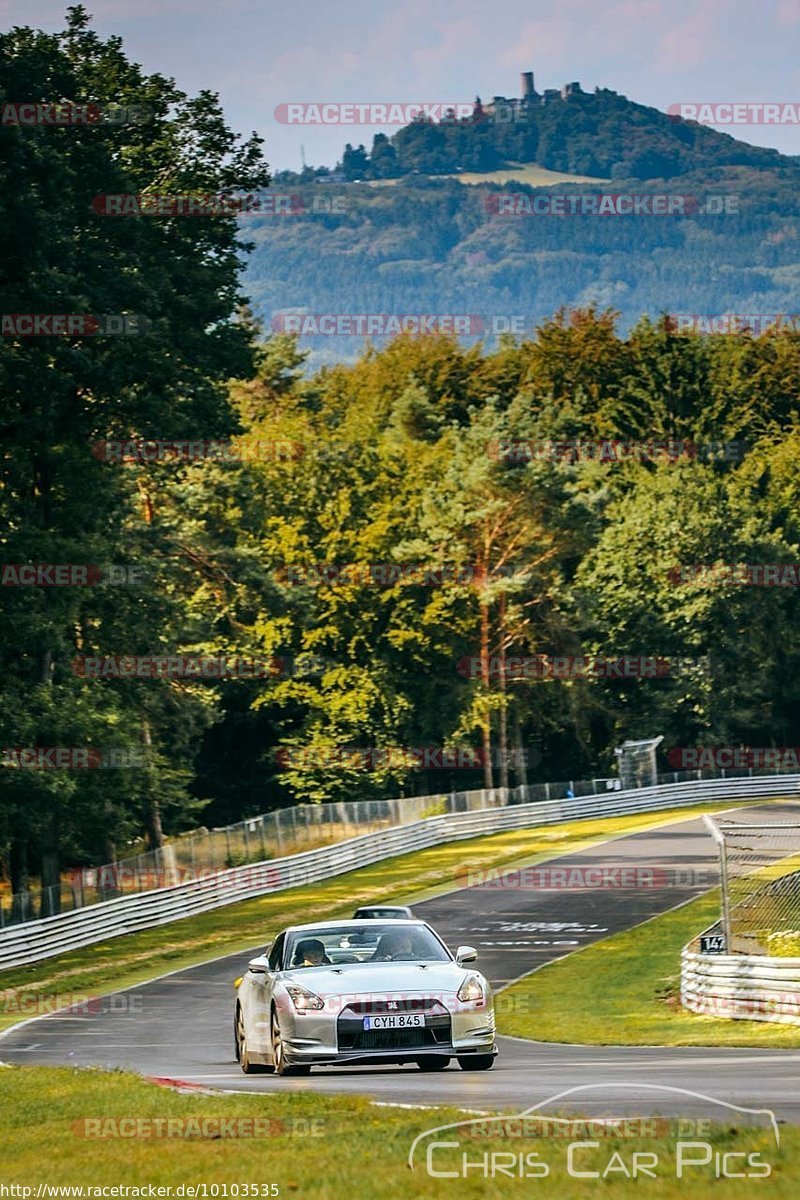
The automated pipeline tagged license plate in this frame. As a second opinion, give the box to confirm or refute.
[363,1014,424,1030]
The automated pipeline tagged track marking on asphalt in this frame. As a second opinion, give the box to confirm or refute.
[538,1054,800,1067]
[373,1101,491,1114]
[404,799,783,910]
[494,885,717,994]
[3,1042,183,1050]
[0,944,262,1048]
[8,1031,136,1037]
[479,941,581,947]
[497,1031,800,1057]
[146,1073,252,1079]
[30,1018,105,1024]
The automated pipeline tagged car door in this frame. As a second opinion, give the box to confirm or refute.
[245,933,284,1055]
[262,933,287,1053]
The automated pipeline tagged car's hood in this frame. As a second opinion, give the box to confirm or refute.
[280,961,475,996]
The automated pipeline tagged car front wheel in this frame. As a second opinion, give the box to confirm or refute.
[237,1005,271,1074]
[415,1056,450,1071]
[457,1054,495,1071]
[271,1009,311,1077]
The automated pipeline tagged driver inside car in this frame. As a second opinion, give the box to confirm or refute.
[292,938,331,967]
[371,929,420,961]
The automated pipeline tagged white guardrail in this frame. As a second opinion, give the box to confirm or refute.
[681,937,800,1026]
[2,773,799,973]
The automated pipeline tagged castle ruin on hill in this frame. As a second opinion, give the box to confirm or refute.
[478,71,584,119]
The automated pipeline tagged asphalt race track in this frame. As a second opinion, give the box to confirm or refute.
[3,802,800,1121]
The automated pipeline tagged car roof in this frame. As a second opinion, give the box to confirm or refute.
[284,918,426,934]
[354,905,411,911]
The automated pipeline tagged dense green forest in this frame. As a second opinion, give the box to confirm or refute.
[2,11,800,903]
[244,166,800,372]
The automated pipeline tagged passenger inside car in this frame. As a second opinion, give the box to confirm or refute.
[292,938,332,967]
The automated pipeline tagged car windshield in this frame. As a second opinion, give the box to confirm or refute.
[283,923,451,969]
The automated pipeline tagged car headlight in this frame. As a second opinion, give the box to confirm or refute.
[286,984,325,1011]
[457,974,486,1004]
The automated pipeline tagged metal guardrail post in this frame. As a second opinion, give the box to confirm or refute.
[703,814,732,950]
[719,837,733,951]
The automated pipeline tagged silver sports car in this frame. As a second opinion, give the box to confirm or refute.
[234,918,496,1075]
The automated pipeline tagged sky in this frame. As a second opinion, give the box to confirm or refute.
[3,0,800,170]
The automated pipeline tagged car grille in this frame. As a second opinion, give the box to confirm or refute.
[351,1026,437,1051]
[337,999,451,1052]
[344,998,442,1015]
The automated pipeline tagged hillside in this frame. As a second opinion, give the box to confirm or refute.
[275,85,795,185]
[251,85,800,369]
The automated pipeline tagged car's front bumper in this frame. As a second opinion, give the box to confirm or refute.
[272,1000,496,1066]
[281,1042,496,1067]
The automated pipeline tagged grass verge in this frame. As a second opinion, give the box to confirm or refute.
[0,801,747,1031]
[367,162,611,187]
[0,1066,795,1198]
[497,889,800,1048]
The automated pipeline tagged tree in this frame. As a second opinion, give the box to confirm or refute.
[370,133,398,179]
[341,143,369,180]
[0,6,269,911]
[575,461,800,755]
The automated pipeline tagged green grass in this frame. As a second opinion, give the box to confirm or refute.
[0,1066,796,1198]
[448,162,612,186]
[497,889,800,1048]
[725,852,800,953]
[0,801,746,1032]
[366,162,611,187]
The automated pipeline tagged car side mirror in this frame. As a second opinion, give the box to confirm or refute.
[456,945,478,965]
[248,957,269,974]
